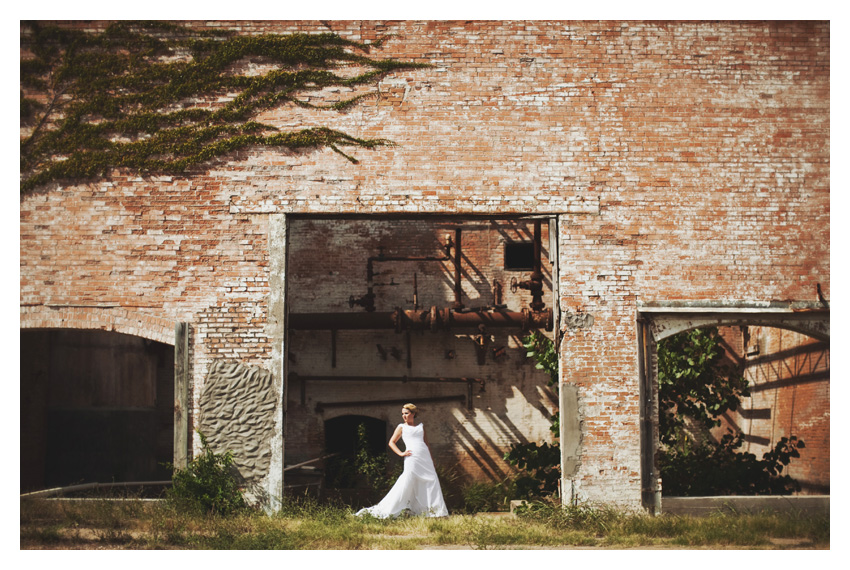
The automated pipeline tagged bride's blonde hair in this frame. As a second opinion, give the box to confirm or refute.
[402,403,418,416]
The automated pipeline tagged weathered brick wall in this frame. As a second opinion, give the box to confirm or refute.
[20,21,829,508]
[716,326,830,493]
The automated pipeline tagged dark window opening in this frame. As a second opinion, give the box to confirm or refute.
[323,415,387,488]
[504,242,535,271]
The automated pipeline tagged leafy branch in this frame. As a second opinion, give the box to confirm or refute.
[657,327,805,495]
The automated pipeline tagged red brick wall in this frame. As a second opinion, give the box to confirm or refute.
[20,21,829,507]
[716,326,830,494]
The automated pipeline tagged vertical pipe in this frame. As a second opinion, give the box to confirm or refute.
[530,220,545,311]
[413,272,419,310]
[453,228,463,310]
[533,219,542,281]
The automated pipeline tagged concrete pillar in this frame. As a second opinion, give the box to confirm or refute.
[266,213,288,511]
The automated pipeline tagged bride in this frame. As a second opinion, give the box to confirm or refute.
[355,403,449,518]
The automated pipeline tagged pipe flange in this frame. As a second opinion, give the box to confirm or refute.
[441,307,452,331]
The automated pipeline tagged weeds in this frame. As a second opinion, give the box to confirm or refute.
[20,496,828,550]
[166,431,247,516]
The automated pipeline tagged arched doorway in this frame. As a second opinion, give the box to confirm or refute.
[323,415,388,489]
[20,329,174,491]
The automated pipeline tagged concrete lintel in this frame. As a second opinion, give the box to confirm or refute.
[638,300,828,313]
[639,307,829,343]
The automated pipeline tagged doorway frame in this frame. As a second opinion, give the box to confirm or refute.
[636,302,829,513]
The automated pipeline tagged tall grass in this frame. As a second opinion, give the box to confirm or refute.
[20,495,828,550]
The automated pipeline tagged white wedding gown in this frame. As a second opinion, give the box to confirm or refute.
[355,423,449,518]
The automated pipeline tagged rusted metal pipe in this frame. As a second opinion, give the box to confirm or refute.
[291,373,485,389]
[289,306,553,332]
[315,394,467,413]
[528,219,545,311]
[453,227,464,310]
[511,220,546,311]
[20,481,172,499]
[283,453,339,472]
[293,373,485,406]
[353,238,454,312]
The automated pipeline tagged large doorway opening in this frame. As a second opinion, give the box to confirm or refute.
[20,329,174,492]
[283,216,559,500]
[638,308,829,512]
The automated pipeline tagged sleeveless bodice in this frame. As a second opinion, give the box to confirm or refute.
[401,423,427,450]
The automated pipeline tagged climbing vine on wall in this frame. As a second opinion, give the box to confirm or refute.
[20,21,428,193]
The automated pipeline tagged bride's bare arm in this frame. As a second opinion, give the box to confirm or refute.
[388,425,410,457]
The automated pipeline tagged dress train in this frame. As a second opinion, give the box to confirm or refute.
[355,423,449,518]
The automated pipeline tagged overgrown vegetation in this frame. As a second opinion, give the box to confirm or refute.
[20,495,829,549]
[20,21,428,192]
[503,328,806,499]
[658,327,804,495]
[165,431,247,516]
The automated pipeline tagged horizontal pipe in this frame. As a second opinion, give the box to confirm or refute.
[21,481,172,499]
[284,453,339,472]
[292,374,485,389]
[289,307,552,331]
[315,394,466,413]
[292,374,484,383]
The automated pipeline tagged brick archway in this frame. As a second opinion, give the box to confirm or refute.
[20,305,176,345]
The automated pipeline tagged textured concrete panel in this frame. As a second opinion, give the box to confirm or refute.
[199,361,278,483]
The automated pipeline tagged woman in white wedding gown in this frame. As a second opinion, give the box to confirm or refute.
[355,403,449,518]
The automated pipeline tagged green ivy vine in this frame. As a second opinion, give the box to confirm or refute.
[20,21,429,193]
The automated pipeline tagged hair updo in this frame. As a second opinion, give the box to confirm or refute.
[403,403,418,416]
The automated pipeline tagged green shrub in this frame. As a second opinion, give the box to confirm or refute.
[459,479,516,513]
[166,431,247,516]
[354,423,403,499]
